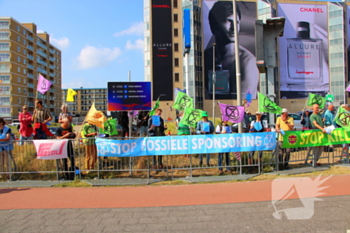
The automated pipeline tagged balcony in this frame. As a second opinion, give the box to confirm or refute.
[37,50,47,58]
[27,54,34,60]
[27,83,34,88]
[27,73,34,79]
[49,56,55,62]
[0,36,9,40]
[0,47,9,51]
[37,41,47,50]
[28,92,34,97]
[27,45,34,51]
[27,64,34,70]
[49,88,54,93]
[27,35,34,41]
[36,59,47,66]
[0,68,10,72]
[49,48,55,54]
[49,72,55,77]
[37,68,47,74]
[49,64,55,69]
[28,102,34,107]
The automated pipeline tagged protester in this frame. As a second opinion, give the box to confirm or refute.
[243,110,252,132]
[55,119,76,179]
[148,108,167,169]
[138,111,149,137]
[18,105,33,145]
[0,118,13,177]
[59,103,73,124]
[300,109,312,130]
[275,108,294,170]
[323,104,335,152]
[32,100,53,139]
[81,121,98,171]
[215,120,231,174]
[310,104,326,166]
[248,112,264,166]
[196,111,214,166]
[119,111,129,138]
[176,111,190,136]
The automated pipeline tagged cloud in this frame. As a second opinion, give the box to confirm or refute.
[125,39,144,50]
[51,37,70,50]
[62,78,93,89]
[75,45,122,70]
[114,21,144,37]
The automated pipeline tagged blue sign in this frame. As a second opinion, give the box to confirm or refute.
[108,82,151,111]
[96,132,277,157]
[183,8,191,50]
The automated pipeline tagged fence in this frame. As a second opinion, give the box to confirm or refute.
[0,136,349,181]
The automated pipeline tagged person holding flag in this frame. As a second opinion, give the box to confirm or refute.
[309,104,326,166]
[196,111,214,167]
[32,100,53,139]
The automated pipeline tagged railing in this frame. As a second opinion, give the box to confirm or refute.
[49,49,55,54]
[49,64,55,69]
[27,54,34,60]
[37,50,47,58]
[27,64,34,70]
[27,45,34,51]
[37,41,47,50]
[0,135,348,182]
[37,68,47,74]
[27,35,34,41]
[36,59,47,66]
[49,57,55,62]
[49,72,55,77]
[27,83,34,88]
[27,73,34,79]
[28,92,34,97]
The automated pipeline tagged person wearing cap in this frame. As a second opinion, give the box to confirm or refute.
[276,108,294,170]
[323,104,336,152]
[215,120,232,174]
[196,111,214,166]
[248,112,265,168]
[310,104,326,166]
[301,109,312,130]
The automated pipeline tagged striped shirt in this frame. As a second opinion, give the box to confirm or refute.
[33,108,52,123]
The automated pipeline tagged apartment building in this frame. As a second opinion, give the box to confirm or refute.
[62,88,107,117]
[0,17,62,120]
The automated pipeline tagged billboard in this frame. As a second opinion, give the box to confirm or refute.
[152,0,173,101]
[347,5,350,88]
[278,3,329,99]
[107,82,151,111]
[203,0,258,100]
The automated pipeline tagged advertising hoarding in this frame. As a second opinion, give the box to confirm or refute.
[152,0,173,101]
[278,3,329,99]
[202,0,258,100]
[107,82,151,111]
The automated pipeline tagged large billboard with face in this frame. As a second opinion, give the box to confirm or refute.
[347,5,350,88]
[202,0,258,100]
[278,3,329,99]
[152,0,173,101]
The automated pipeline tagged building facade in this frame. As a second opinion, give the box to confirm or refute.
[145,0,350,121]
[0,17,62,120]
[62,88,107,117]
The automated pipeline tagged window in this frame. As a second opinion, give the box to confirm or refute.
[17,67,21,73]
[0,86,11,94]
[18,87,21,94]
[174,43,179,52]
[0,43,9,51]
[23,69,26,74]
[0,97,10,105]
[23,89,27,94]
[17,46,20,52]
[23,39,26,45]
[0,21,9,29]
[0,53,10,62]
[17,36,20,42]
[174,58,179,67]
[23,78,26,84]
[0,107,11,117]
[174,28,178,37]
[18,77,21,83]
[17,25,20,31]
[0,32,9,40]
[175,73,180,82]
[173,0,178,8]
[23,29,26,36]
[174,14,178,22]
[0,64,10,72]
[17,56,21,62]
[18,98,21,104]
[23,59,26,65]
[23,49,27,55]
[0,75,10,84]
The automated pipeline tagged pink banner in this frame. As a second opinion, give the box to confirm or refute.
[37,74,52,94]
[33,139,68,160]
[218,103,244,123]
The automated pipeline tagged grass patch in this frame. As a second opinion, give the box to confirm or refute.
[52,180,92,187]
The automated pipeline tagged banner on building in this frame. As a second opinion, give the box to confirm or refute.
[202,0,258,100]
[278,3,329,99]
[282,128,350,148]
[96,132,277,157]
[33,139,68,160]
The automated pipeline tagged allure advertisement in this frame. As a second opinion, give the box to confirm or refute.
[152,0,173,101]
[202,0,258,100]
[278,3,329,99]
[347,5,350,88]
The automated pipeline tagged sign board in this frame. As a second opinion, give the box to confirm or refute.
[107,82,151,111]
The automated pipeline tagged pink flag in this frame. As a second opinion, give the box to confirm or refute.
[129,111,139,118]
[37,74,52,94]
[218,103,244,123]
[346,84,350,92]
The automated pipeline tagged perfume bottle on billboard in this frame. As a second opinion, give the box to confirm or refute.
[286,21,322,82]
[208,63,230,95]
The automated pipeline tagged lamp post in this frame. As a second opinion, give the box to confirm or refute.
[212,43,216,124]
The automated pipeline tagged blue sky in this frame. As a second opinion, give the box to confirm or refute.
[0,0,144,89]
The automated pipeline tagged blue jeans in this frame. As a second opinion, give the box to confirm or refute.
[35,128,47,139]
[199,153,210,165]
[19,135,32,145]
[218,152,230,171]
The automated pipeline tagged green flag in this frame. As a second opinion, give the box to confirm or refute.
[307,93,326,109]
[100,119,118,136]
[258,92,282,114]
[334,106,350,131]
[173,91,194,111]
[149,98,160,116]
[180,108,204,128]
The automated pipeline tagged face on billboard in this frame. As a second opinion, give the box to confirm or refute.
[278,3,329,99]
[203,0,258,100]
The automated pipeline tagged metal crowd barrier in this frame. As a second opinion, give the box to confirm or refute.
[0,136,348,181]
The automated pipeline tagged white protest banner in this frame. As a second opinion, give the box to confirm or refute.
[33,139,68,160]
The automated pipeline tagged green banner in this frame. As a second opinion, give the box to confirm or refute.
[282,128,350,148]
